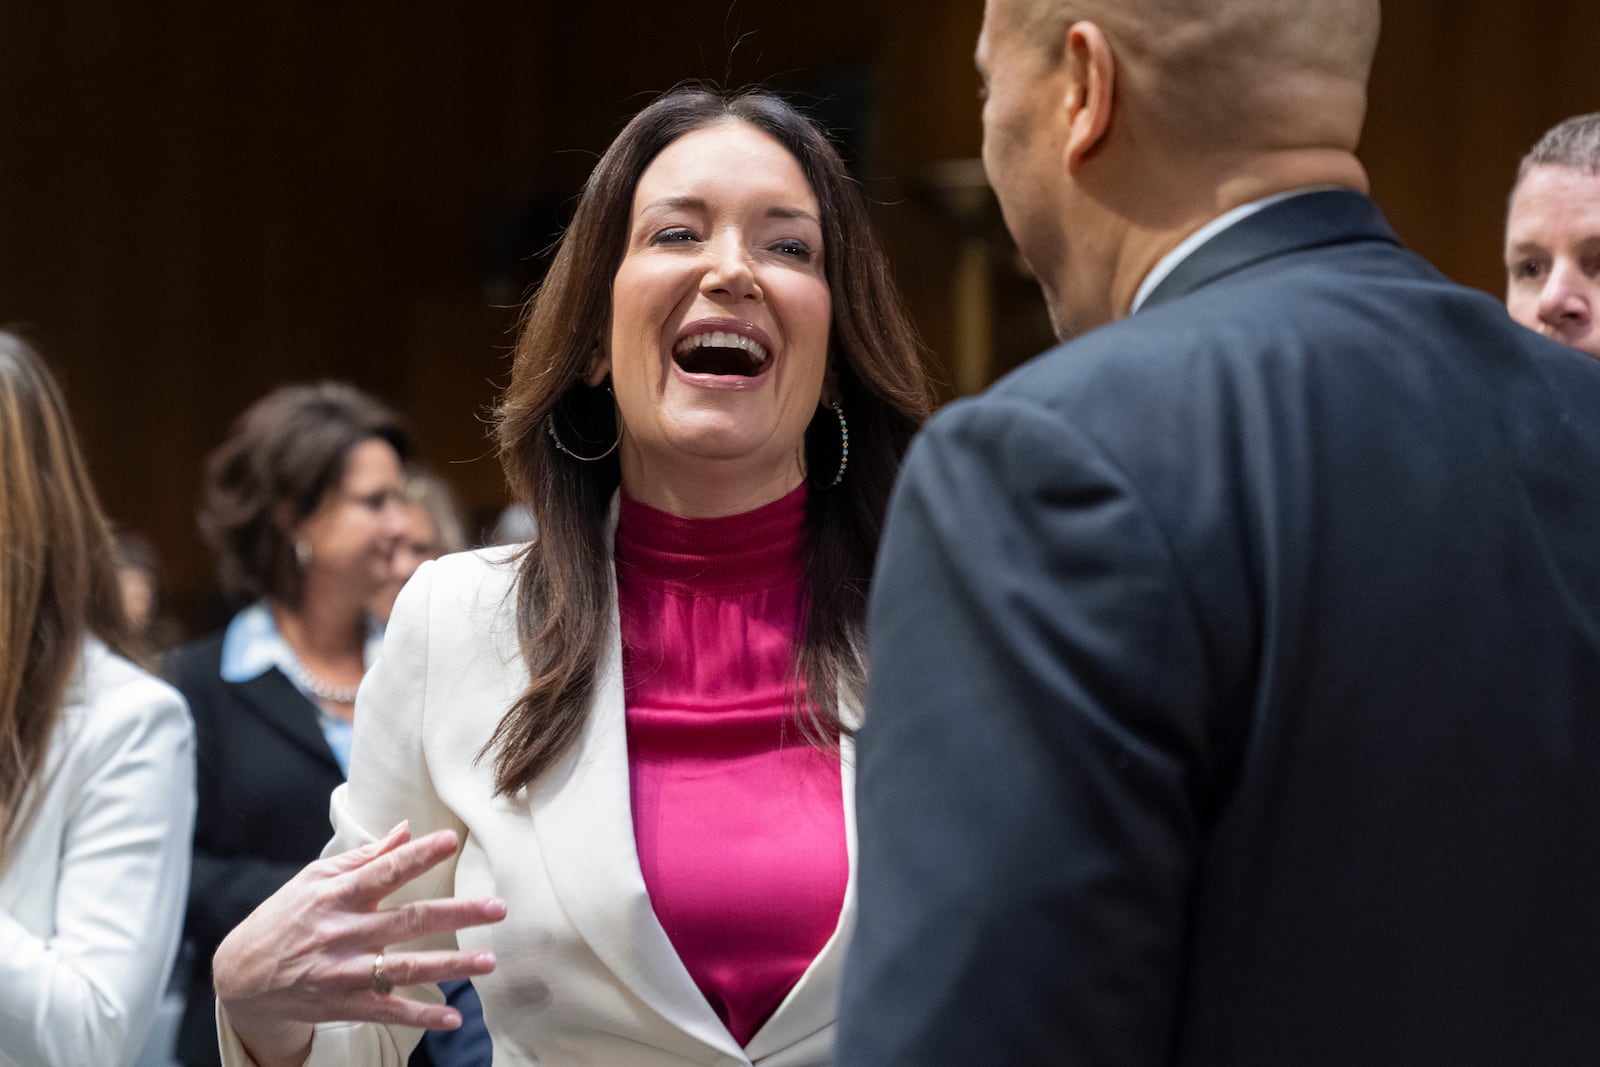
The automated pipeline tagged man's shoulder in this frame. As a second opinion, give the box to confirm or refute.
[973,294,1267,429]
[935,241,1600,486]
[983,238,1505,418]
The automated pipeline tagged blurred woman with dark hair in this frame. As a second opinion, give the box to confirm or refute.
[0,330,195,1067]
[211,85,934,1067]
[167,383,417,1067]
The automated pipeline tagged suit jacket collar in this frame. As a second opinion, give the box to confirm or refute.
[220,599,385,690]
[215,601,374,778]
[1141,189,1400,313]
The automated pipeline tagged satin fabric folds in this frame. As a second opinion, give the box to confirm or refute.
[616,484,847,1047]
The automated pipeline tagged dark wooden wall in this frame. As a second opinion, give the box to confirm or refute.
[1,2,1594,636]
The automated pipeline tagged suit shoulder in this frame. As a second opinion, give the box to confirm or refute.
[986,238,1458,400]
[978,246,1519,433]
[69,639,194,759]
[419,544,522,615]
[385,546,524,671]
[164,630,226,686]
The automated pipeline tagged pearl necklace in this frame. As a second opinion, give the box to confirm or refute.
[284,653,361,705]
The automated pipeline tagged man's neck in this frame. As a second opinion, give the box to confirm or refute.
[1107,148,1369,320]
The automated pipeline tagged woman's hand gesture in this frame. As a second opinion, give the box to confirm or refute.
[212,823,505,1067]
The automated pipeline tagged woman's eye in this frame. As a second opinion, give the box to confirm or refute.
[651,227,699,246]
[346,488,397,512]
[772,238,815,261]
[1511,260,1544,281]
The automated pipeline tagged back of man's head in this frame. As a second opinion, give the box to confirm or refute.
[1007,0,1380,155]
[981,0,1382,335]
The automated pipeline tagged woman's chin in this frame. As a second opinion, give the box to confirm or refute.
[650,413,776,460]
[629,434,798,489]
[670,430,791,468]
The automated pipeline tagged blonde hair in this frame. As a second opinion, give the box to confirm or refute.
[402,468,467,556]
[0,332,138,862]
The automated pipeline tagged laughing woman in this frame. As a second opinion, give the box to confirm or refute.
[210,85,934,1067]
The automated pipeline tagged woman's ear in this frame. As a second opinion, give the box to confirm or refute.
[820,359,842,408]
[273,499,301,538]
[583,340,611,387]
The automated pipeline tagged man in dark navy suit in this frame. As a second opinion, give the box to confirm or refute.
[839,2,1600,1064]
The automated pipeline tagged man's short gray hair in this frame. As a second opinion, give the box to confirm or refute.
[1518,113,1600,183]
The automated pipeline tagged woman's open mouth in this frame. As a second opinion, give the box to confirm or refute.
[672,329,771,378]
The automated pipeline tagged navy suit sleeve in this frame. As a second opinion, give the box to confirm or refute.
[839,395,1216,1065]
[413,980,493,1067]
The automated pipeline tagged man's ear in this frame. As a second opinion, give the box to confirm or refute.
[1061,21,1115,173]
[582,341,610,387]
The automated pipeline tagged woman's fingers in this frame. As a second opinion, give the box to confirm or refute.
[302,820,412,882]
[342,947,499,996]
[335,828,461,907]
[339,820,411,867]
[294,949,496,1029]
[347,896,508,949]
[370,997,466,1033]
[213,824,494,1059]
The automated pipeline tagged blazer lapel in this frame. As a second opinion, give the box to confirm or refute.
[230,668,341,776]
[743,730,858,1060]
[1143,189,1400,312]
[526,605,746,1062]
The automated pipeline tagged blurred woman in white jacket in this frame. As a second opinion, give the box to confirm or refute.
[0,330,196,1067]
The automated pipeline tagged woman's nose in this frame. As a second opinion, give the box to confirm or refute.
[700,236,759,301]
[381,500,410,539]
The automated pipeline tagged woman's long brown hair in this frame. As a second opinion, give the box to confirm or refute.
[484,85,934,796]
[0,332,140,862]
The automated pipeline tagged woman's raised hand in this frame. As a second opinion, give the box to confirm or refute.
[212,823,505,1067]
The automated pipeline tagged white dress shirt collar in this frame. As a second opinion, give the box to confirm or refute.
[1130,187,1340,314]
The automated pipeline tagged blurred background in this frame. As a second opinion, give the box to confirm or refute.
[2,0,1595,638]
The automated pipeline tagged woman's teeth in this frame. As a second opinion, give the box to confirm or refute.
[673,331,770,362]
[672,331,770,375]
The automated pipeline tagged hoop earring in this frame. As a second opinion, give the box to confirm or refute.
[812,402,849,489]
[546,412,620,462]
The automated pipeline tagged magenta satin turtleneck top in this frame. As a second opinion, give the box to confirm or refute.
[614,483,848,1047]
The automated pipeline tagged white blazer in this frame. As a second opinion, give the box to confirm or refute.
[220,547,857,1067]
[0,638,196,1067]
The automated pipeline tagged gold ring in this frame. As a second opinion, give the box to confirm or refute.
[371,952,393,996]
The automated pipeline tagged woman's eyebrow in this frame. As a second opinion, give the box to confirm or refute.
[638,197,816,221]
[768,206,821,226]
[639,195,705,216]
